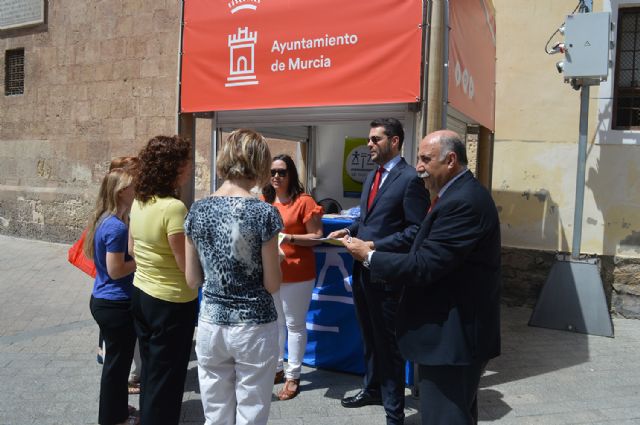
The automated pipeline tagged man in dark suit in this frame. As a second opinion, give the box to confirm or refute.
[344,130,501,425]
[328,118,429,425]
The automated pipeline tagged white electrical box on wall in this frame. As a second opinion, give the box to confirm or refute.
[563,12,611,80]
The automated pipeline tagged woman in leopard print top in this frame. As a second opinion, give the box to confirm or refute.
[184,129,283,425]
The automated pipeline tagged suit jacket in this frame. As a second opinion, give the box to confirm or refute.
[348,158,429,286]
[370,170,501,365]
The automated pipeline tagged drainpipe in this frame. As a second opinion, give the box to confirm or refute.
[419,0,432,139]
[425,0,446,135]
[441,0,450,130]
[177,0,195,208]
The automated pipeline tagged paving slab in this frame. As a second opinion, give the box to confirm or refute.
[1,235,640,424]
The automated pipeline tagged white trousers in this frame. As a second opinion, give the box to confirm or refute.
[196,319,278,425]
[272,279,315,379]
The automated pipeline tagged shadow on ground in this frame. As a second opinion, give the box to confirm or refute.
[175,306,592,424]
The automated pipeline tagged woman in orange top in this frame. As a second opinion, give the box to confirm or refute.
[262,154,323,401]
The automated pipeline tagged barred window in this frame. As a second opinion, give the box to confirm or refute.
[613,8,640,129]
[5,48,24,96]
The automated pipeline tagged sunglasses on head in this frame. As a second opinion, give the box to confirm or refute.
[270,169,288,177]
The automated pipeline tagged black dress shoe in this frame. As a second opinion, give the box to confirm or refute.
[341,390,383,408]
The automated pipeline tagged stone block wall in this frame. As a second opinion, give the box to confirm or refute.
[466,134,478,177]
[0,0,181,242]
[502,247,640,319]
[609,257,640,318]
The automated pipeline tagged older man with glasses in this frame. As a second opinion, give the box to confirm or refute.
[328,117,429,425]
[344,130,501,425]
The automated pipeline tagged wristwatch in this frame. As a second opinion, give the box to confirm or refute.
[362,250,374,269]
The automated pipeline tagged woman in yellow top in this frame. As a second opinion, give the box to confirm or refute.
[262,154,324,401]
[129,135,197,425]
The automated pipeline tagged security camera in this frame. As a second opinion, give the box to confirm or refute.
[556,61,564,73]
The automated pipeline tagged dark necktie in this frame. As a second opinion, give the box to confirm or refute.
[367,167,385,211]
[428,195,439,213]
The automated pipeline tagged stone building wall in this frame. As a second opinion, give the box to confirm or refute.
[607,257,640,318]
[502,247,640,319]
[0,0,181,242]
[465,133,478,176]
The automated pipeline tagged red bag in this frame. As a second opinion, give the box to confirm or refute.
[68,228,97,278]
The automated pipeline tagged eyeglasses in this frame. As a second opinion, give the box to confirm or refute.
[270,169,288,177]
[368,135,393,144]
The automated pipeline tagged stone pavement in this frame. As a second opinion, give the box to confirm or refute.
[1,234,639,425]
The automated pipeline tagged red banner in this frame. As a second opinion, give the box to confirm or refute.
[181,0,423,112]
[448,0,496,130]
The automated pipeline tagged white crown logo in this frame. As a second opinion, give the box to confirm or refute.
[228,0,261,14]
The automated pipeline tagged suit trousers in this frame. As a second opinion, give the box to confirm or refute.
[417,359,487,425]
[131,286,198,425]
[90,296,136,425]
[353,266,405,425]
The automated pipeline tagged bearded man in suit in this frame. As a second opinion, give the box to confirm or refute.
[344,130,501,425]
[328,118,429,425]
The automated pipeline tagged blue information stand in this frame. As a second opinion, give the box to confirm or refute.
[304,245,364,373]
[295,216,414,386]
[196,216,414,384]
[298,217,365,374]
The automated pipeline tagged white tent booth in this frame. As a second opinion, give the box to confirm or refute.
[209,104,418,210]
[178,0,496,377]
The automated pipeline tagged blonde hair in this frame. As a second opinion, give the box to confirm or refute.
[217,129,271,186]
[109,156,138,172]
[83,168,133,259]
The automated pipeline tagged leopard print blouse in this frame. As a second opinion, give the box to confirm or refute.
[184,196,283,325]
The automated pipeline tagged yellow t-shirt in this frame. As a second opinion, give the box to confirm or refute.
[130,196,197,303]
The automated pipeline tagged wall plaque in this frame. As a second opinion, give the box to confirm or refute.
[0,0,45,30]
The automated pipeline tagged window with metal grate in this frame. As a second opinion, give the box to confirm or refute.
[5,48,25,96]
[613,8,640,129]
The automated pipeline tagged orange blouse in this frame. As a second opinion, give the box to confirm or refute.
[271,194,323,283]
